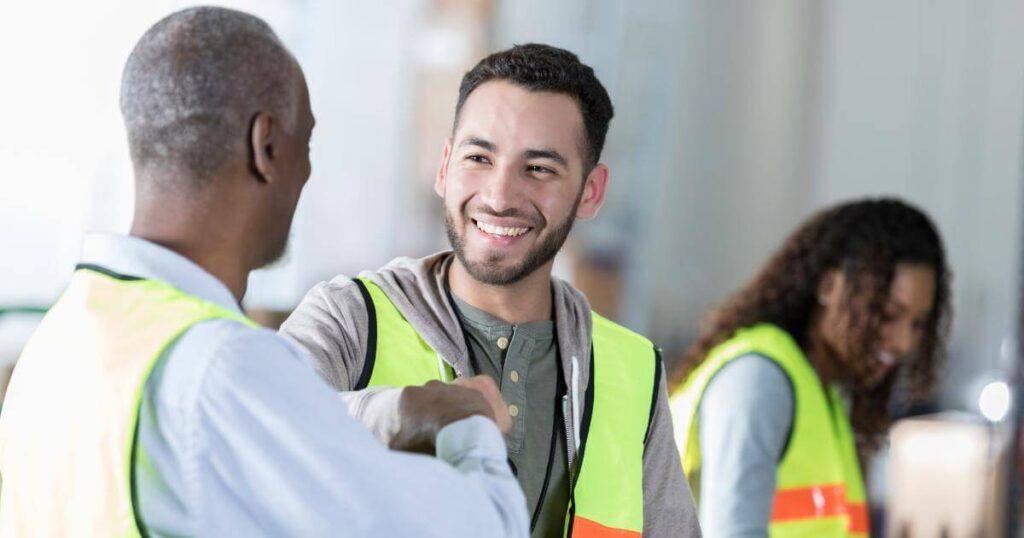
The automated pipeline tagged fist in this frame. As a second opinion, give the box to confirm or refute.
[390,377,508,454]
[453,375,511,435]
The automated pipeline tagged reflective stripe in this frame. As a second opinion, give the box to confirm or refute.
[571,517,641,537]
[772,484,869,534]
[771,484,847,521]
[848,502,869,534]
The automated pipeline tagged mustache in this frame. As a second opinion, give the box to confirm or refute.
[465,206,546,228]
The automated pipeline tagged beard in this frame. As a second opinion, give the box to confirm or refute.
[445,190,583,286]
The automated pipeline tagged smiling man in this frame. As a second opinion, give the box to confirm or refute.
[282,44,700,537]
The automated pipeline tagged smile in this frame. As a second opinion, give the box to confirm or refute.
[473,219,532,238]
[876,351,897,367]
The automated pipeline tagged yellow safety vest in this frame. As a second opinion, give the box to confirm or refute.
[353,278,658,537]
[670,323,869,537]
[0,264,256,537]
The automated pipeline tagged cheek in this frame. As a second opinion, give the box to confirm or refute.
[533,182,579,223]
[821,307,849,346]
[444,170,484,210]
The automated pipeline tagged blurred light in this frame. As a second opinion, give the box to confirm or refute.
[978,381,1011,422]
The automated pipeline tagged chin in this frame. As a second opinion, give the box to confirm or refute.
[256,237,291,269]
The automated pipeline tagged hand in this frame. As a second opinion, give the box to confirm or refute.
[389,377,507,454]
[453,375,511,435]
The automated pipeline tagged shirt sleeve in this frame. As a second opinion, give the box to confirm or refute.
[279,277,367,390]
[183,324,528,537]
[696,353,794,538]
[643,362,703,536]
[280,277,408,447]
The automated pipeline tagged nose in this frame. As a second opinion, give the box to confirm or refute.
[883,320,918,359]
[478,163,521,213]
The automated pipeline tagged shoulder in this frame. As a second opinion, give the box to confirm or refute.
[591,312,654,349]
[150,319,308,409]
[280,275,368,337]
[295,275,367,313]
[702,353,794,426]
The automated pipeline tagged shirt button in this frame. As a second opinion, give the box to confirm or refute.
[510,370,520,383]
[496,336,510,350]
[509,404,519,417]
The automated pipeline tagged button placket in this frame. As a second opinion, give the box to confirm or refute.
[502,331,530,453]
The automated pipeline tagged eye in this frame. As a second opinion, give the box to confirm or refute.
[466,154,491,164]
[527,164,555,175]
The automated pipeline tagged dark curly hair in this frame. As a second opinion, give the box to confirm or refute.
[670,198,952,455]
[454,43,614,170]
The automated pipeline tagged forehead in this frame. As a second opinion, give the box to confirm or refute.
[455,80,586,165]
[889,263,937,313]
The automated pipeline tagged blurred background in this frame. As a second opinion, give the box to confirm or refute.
[1,1,1021,535]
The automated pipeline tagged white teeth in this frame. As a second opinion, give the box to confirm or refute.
[475,220,530,237]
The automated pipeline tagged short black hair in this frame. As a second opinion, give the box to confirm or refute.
[454,43,614,169]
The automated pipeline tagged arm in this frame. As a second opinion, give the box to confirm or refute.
[280,277,405,444]
[279,277,368,390]
[191,328,528,537]
[697,354,794,538]
[643,362,703,536]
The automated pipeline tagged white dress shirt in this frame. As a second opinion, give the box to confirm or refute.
[79,233,528,537]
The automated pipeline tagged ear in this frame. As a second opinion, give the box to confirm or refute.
[817,268,845,306]
[434,138,453,198]
[574,163,609,220]
[250,112,278,184]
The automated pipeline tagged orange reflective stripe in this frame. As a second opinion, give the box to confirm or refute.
[848,502,870,534]
[571,517,641,537]
[771,484,847,521]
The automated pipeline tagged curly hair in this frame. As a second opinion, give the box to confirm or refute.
[670,198,952,456]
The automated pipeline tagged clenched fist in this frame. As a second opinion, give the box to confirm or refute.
[390,376,509,454]
[453,375,511,435]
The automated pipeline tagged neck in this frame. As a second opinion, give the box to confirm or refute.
[448,258,554,325]
[130,191,251,303]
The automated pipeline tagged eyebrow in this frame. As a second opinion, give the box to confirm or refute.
[524,148,568,168]
[458,136,496,151]
[457,136,569,168]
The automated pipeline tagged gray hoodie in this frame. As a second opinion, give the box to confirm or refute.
[280,252,701,537]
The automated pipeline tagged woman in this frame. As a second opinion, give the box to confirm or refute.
[669,198,951,537]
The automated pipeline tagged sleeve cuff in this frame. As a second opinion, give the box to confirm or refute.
[435,415,508,467]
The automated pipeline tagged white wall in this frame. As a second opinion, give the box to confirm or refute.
[0,1,429,311]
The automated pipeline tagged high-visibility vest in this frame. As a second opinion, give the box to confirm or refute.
[352,278,659,537]
[0,264,255,537]
[670,323,869,537]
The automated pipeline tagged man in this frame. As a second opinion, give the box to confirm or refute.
[282,44,701,536]
[0,7,528,536]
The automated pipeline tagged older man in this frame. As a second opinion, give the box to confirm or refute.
[0,7,527,536]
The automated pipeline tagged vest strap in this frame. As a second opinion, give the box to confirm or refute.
[352,278,377,390]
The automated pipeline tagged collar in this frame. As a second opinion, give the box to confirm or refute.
[78,233,242,314]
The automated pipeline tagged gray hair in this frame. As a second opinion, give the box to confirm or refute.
[120,6,299,188]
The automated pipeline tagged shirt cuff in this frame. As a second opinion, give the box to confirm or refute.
[435,415,509,469]
[340,386,405,444]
